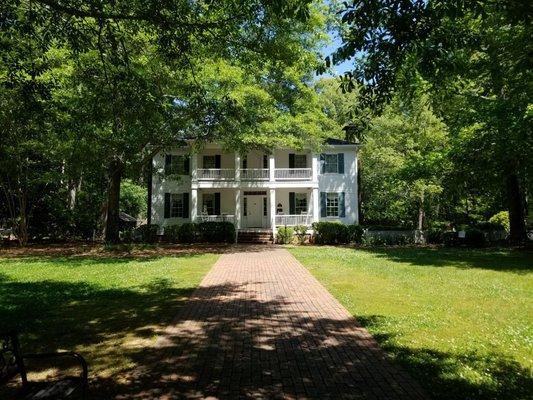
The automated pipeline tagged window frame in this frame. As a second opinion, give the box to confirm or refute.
[203,155,217,169]
[323,154,339,174]
[170,193,184,218]
[295,193,308,214]
[168,155,187,175]
[294,154,307,168]
[326,192,339,217]
[202,193,215,215]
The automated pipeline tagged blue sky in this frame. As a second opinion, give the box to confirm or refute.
[319,32,353,78]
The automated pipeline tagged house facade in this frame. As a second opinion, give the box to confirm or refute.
[150,138,359,237]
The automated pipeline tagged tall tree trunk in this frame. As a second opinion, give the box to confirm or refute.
[506,172,526,244]
[104,158,123,243]
[417,192,425,230]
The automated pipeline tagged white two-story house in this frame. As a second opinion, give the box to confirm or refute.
[149,138,359,239]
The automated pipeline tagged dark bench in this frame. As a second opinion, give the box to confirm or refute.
[1,331,88,399]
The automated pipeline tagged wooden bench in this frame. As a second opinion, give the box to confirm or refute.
[1,331,88,399]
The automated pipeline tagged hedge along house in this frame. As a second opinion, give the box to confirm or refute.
[149,138,360,241]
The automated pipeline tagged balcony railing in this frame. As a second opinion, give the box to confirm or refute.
[198,169,235,180]
[275,214,312,226]
[241,168,269,180]
[275,168,312,180]
[196,214,235,223]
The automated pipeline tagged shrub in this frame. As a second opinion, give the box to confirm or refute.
[133,224,159,243]
[198,221,235,243]
[362,231,413,246]
[165,224,181,243]
[312,221,349,244]
[427,221,452,244]
[464,228,486,247]
[276,226,294,244]
[347,224,364,244]
[488,211,510,232]
[177,223,198,243]
[294,225,308,244]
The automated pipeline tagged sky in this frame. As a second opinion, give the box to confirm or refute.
[318,32,354,78]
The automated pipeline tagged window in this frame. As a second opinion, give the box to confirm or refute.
[323,154,339,173]
[263,154,268,169]
[203,155,216,169]
[243,197,248,216]
[166,155,188,175]
[263,197,267,216]
[202,193,215,215]
[326,193,339,217]
[171,194,184,218]
[295,193,307,214]
[294,154,307,168]
[242,156,248,169]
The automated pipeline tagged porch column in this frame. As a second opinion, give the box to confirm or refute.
[191,188,198,222]
[311,153,319,181]
[191,153,198,182]
[234,153,241,182]
[312,187,319,223]
[269,189,276,235]
[269,152,275,182]
[235,189,241,229]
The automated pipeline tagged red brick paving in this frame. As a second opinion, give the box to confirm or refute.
[119,246,428,399]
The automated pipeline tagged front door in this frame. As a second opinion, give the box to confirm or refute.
[245,195,265,227]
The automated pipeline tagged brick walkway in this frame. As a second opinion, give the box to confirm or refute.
[119,247,427,400]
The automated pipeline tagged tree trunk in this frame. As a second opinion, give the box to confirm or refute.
[506,172,527,244]
[417,192,425,231]
[104,158,123,243]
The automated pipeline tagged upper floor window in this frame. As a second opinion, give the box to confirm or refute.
[165,155,189,175]
[294,154,307,168]
[320,153,344,174]
[203,155,216,169]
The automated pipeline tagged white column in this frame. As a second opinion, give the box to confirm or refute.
[235,189,241,229]
[269,152,275,182]
[191,153,198,182]
[191,188,198,222]
[312,187,319,223]
[311,153,319,181]
[269,189,276,235]
[234,153,241,182]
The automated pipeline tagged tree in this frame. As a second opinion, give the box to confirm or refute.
[330,0,532,243]
[120,180,147,220]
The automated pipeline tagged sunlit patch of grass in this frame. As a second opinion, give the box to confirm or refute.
[289,246,533,400]
[0,253,217,397]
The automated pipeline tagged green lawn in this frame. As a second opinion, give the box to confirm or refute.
[289,246,533,400]
[0,251,217,397]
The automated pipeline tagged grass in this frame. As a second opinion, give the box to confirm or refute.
[0,250,218,397]
[289,246,533,400]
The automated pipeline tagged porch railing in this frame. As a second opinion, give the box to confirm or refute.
[274,168,312,180]
[241,168,269,180]
[275,214,312,226]
[196,214,235,223]
[197,169,235,180]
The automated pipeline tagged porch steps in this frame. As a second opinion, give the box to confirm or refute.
[237,230,273,244]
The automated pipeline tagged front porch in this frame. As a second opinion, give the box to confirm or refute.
[191,188,319,233]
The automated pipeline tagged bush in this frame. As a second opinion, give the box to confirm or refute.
[312,221,349,244]
[165,224,181,243]
[488,211,510,232]
[294,225,308,244]
[276,226,294,244]
[197,221,235,243]
[427,221,452,244]
[176,223,198,243]
[464,228,486,247]
[133,224,159,243]
[362,231,413,246]
[347,224,364,244]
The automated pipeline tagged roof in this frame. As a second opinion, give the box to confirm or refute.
[324,137,359,146]
[119,212,138,222]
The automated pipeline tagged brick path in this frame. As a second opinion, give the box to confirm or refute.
[119,247,427,399]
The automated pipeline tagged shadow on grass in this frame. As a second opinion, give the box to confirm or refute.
[356,247,533,274]
[2,268,531,399]
[356,315,533,400]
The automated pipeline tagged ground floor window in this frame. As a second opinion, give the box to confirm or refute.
[295,193,308,214]
[202,193,215,215]
[171,194,184,218]
[326,193,339,217]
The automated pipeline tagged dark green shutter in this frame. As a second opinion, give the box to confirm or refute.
[337,153,344,174]
[289,192,296,214]
[214,192,221,215]
[164,193,171,218]
[165,155,171,175]
[320,192,327,217]
[289,153,295,168]
[182,193,189,218]
[215,155,221,168]
[320,154,325,174]
[339,192,345,217]
[263,154,268,168]
[184,156,190,175]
